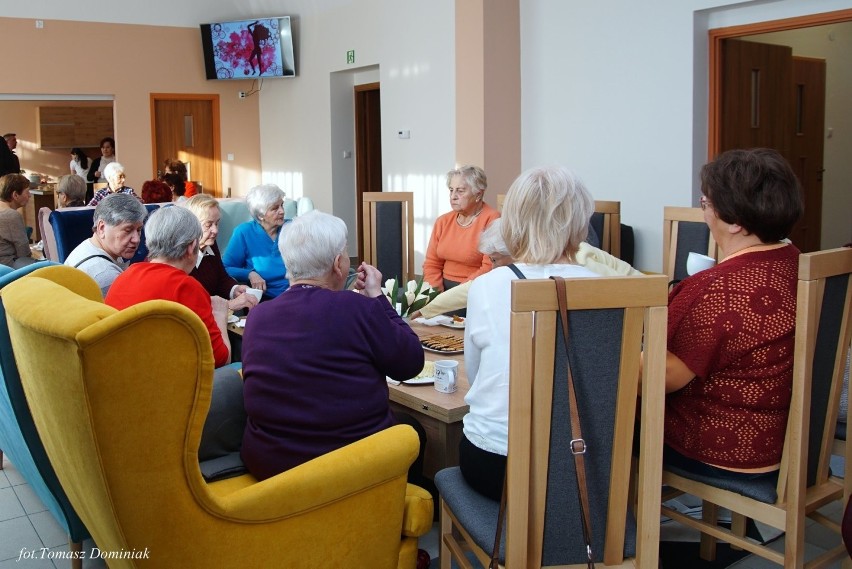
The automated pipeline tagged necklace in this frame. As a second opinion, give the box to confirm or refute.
[456,204,484,228]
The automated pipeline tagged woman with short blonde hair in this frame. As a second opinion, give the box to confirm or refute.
[460,166,601,501]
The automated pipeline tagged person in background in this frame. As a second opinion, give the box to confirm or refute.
[460,166,600,500]
[105,206,231,368]
[64,194,148,296]
[422,165,500,292]
[660,148,803,482]
[240,210,425,481]
[141,179,173,204]
[163,159,197,198]
[414,219,642,319]
[163,172,186,202]
[3,134,21,175]
[88,162,139,206]
[87,137,116,184]
[222,184,290,298]
[56,174,87,207]
[184,194,259,312]
[0,135,18,177]
[69,147,89,179]
[69,147,93,202]
[0,173,38,268]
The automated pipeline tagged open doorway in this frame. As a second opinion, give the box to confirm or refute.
[709,9,852,251]
[354,82,382,262]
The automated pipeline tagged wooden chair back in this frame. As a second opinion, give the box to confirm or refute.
[662,206,720,283]
[661,247,852,567]
[437,274,668,568]
[92,182,108,192]
[590,200,621,259]
[361,192,414,285]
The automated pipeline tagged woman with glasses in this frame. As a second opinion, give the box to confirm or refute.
[422,165,500,292]
[660,148,803,482]
[222,184,290,298]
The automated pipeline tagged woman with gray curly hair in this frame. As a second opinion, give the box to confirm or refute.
[222,184,289,298]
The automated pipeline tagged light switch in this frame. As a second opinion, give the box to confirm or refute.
[227,153,235,161]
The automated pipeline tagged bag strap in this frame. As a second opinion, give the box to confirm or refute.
[73,253,115,269]
[552,275,595,568]
[506,263,527,280]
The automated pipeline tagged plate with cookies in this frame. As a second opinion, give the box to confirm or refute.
[420,333,464,355]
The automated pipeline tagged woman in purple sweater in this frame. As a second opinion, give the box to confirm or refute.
[240,210,425,480]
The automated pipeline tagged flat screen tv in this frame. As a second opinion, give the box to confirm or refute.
[200,16,295,80]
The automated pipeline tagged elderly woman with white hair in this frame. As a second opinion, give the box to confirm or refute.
[422,165,501,292]
[105,206,231,368]
[87,161,140,206]
[222,184,289,298]
[460,166,601,501]
[240,210,425,481]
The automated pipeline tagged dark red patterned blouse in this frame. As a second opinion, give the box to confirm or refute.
[665,244,800,469]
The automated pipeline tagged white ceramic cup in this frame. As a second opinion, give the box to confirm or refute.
[434,360,458,393]
[245,287,263,302]
[686,252,717,276]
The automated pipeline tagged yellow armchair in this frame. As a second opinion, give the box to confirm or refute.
[2,266,433,569]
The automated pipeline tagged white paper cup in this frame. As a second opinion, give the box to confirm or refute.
[686,252,717,276]
[434,360,458,393]
[245,287,263,302]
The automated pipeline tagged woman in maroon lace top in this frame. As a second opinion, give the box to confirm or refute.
[663,148,803,480]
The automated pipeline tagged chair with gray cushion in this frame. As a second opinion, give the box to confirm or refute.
[436,275,668,567]
[662,206,720,284]
[362,192,415,286]
[0,263,91,568]
[589,200,621,259]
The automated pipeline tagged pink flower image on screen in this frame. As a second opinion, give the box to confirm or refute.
[213,19,283,79]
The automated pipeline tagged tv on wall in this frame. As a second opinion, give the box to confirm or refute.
[200,16,295,80]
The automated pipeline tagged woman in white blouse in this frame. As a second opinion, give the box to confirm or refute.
[460,166,600,500]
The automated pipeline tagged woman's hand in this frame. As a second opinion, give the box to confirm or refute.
[228,291,259,312]
[354,262,383,298]
[248,271,266,291]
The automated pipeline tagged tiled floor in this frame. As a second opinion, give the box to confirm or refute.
[0,455,105,569]
[1,450,847,569]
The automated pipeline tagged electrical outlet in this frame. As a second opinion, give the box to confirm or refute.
[238,91,247,99]
[35,20,44,29]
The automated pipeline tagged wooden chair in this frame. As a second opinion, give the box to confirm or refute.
[662,206,720,284]
[92,182,108,192]
[435,274,669,568]
[660,247,852,568]
[362,192,415,285]
[590,200,622,259]
[497,196,622,259]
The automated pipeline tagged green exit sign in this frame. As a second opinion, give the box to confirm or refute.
[346,50,355,64]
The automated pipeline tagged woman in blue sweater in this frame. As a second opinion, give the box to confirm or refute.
[223,184,290,298]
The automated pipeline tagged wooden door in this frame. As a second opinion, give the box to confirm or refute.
[354,82,382,261]
[720,39,826,252]
[721,39,793,156]
[151,95,221,197]
[789,57,826,253]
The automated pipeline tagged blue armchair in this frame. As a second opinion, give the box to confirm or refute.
[0,263,95,568]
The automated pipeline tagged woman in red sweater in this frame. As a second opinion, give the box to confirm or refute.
[663,148,803,481]
[422,165,500,292]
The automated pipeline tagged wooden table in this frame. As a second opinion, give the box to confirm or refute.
[388,321,469,478]
[230,316,470,478]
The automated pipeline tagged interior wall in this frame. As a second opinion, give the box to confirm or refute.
[256,0,456,272]
[521,0,852,271]
[743,25,852,249]
[0,100,112,180]
[0,17,262,196]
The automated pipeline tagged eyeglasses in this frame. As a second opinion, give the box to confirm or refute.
[699,196,712,211]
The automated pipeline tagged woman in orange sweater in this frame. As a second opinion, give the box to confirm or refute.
[423,165,500,292]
